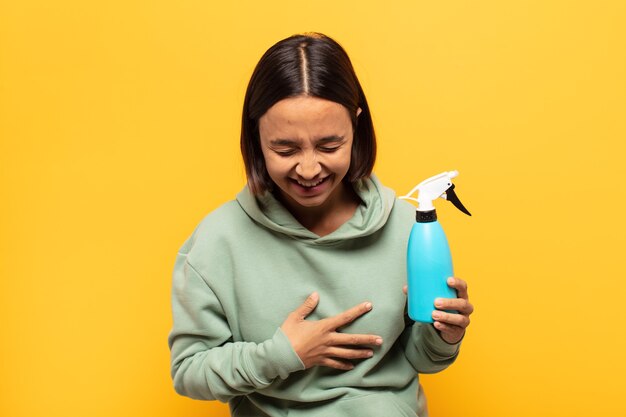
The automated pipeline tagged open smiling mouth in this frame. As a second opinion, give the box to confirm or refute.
[290,176,330,189]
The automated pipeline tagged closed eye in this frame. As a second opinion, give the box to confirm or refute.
[274,149,297,156]
[319,146,341,153]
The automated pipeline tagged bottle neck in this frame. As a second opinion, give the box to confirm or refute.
[416,209,437,223]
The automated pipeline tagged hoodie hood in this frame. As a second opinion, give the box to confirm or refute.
[236,174,396,246]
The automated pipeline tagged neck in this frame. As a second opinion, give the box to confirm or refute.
[276,181,361,237]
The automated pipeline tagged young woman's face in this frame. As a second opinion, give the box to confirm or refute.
[258,96,358,209]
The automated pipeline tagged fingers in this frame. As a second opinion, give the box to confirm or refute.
[432,309,471,328]
[330,333,383,347]
[318,347,378,371]
[320,342,379,371]
[326,347,374,360]
[320,358,355,371]
[402,285,407,295]
[432,277,473,342]
[293,292,320,319]
[433,321,466,344]
[434,297,474,315]
[326,301,373,330]
[447,277,469,300]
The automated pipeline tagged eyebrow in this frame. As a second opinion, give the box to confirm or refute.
[269,135,345,146]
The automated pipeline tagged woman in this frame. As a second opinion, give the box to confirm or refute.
[168,32,473,417]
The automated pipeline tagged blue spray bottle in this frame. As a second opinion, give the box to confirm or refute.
[400,171,471,323]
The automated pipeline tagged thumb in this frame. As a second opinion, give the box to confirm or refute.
[295,292,319,319]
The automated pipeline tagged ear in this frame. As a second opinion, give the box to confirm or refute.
[356,107,362,117]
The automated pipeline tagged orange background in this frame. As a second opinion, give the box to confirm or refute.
[1,1,625,416]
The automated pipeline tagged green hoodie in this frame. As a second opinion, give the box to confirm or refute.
[168,175,461,417]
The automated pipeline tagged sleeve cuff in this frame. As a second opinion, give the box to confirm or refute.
[254,328,305,382]
[272,327,306,377]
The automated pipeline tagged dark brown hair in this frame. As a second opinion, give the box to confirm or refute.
[240,32,377,195]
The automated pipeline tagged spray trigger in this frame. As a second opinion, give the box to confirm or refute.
[445,184,471,216]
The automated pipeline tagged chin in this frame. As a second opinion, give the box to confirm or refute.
[291,196,328,208]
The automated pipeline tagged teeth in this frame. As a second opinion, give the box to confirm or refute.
[297,177,325,187]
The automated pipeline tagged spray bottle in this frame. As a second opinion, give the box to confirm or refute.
[400,171,471,323]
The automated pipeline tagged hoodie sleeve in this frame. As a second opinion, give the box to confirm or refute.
[400,319,462,374]
[168,253,305,402]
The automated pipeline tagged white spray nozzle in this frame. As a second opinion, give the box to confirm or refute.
[400,170,470,215]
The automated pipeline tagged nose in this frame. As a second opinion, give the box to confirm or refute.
[295,152,322,179]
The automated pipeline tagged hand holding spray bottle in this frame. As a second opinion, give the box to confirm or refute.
[400,171,471,323]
